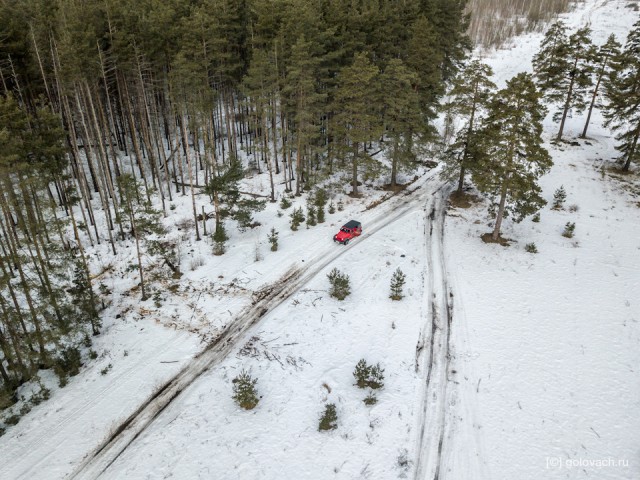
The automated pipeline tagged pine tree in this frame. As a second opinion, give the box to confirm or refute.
[379,59,424,188]
[204,157,265,233]
[353,359,385,389]
[283,34,326,195]
[443,60,496,194]
[581,34,621,138]
[473,73,552,241]
[290,207,305,230]
[327,268,351,300]
[533,23,596,141]
[420,0,471,83]
[390,268,406,300]
[306,204,317,227]
[212,222,228,256]
[552,186,567,210]
[313,188,328,223]
[406,15,444,128]
[232,370,259,410]
[116,174,165,300]
[318,403,338,431]
[267,227,278,251]
[332,53,382,196]
[562,222,576,238]
[603,21,640,171]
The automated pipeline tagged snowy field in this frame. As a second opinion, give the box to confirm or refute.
[1,0,639,479]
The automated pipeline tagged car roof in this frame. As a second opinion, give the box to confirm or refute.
[343,220,361,229]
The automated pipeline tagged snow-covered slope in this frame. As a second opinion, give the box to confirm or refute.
[445,1,640,479]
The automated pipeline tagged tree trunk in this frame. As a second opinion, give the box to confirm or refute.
[581,63,605,139]
[351,143,359,196]
[557,57,578,142]
[491,179,509,241]
[623,124,640,172]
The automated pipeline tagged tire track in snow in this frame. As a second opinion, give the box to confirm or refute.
[69,171,444,480]
[413,188,454,480]
[0,333,180,480]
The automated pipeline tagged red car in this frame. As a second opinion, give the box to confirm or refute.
[333,220,362,245]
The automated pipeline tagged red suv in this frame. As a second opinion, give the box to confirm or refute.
[333,220,362,245]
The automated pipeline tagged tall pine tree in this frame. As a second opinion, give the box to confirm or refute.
[603,21,640,171]
[443,60,496,194]
[473,73,552,241]
[533,24,596,141]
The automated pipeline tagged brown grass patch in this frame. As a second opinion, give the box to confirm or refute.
[449,191,480,209]
[481,232,510,246]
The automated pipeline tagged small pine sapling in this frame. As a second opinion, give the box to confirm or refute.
[232,370,259,410]
[389,268,406,300]
[354,359,370,388]
[314,189,328,224]
[328,201,336,214]
[532,212,541,223]
[327,268,351,300]
[363,392,378,405]
[290,207,305,231]
[268,228,279,251]
[319,403,338,431]
[525,242,538,253]
[213,223,228,255]
[353,359,385,389]
[367,363,385,389]
[337,199,344,211]
[552,186,566,210]
[306,205,317,227]
[314,188,328,208]
[562,222,576,238]
[280,196,292,209]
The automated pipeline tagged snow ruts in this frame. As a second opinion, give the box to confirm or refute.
[69,171,444,479]
[413,188,454,480]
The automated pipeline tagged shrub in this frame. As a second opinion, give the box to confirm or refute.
[363,392,377,405]
[552,186,566,210]
[328,201,336,214]
[389,268,406,300]
[562,222,575,238]
[100,364,112,375]
[525,243,538,253]
[5,414,20,426]
[327,268,351,300]
[353,359,385,390]
[232,370,259,410]
[53,347,82,379]
[318,403,338,431]
[268,228,278,251]
[532,212,540,223]
[280,196,292,209]
[337,199,344,211]
[290,207,305,231]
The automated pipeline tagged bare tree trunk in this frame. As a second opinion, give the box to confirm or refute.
[180,112,201,241]
[557,57,578,142]
[492,179,509,241]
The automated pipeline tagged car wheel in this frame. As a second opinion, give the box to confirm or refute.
[344,239,349,245]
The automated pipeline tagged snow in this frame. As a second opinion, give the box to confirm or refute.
[1,0,639,479]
